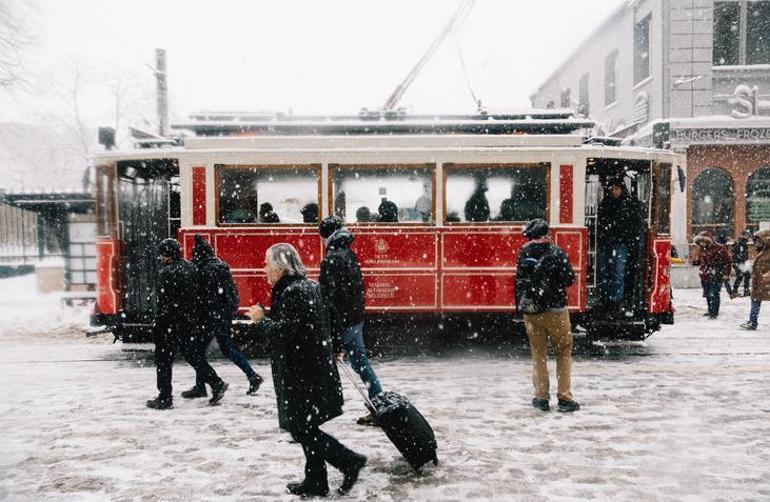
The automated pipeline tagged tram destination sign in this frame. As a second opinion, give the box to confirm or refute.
[671,127,770,145]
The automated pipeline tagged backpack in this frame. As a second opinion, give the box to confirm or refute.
[517,254,549,315]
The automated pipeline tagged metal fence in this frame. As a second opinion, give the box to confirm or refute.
[0,202,40,264]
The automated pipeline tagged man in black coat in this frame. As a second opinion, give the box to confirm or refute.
[464,179,490,222]
[732,230,752,297]
[181,235,264,399]
[596,177,644,308]
[318,217,384,426]
[146,239,229,410]
[248,243,366,497]
[515,219,580,413]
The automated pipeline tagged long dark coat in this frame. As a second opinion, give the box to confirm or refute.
[255,274,343,434]
[153,256,198,339]
[597,187,645,246]
[319,229,365,352]
[192,235,239,325]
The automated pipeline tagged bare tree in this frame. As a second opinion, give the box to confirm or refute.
[0,0,30,89]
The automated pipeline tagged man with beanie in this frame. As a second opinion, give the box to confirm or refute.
[181,235,264,399]
[318,216,384,425]
[515,219,580,413]
[146,238,229,409]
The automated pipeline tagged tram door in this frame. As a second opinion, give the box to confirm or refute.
[116,159,180,323]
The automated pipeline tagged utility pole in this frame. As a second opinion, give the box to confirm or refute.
[155,49,168,137]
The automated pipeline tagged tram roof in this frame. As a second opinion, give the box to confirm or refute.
[172,110,594,136]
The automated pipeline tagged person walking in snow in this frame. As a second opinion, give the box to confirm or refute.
[515,219,580,413]
[318,216,384,426]
[732,229,752,298]
[180,235,264,400]
[246,243,366,497]
[691,231,731,319]
[146,238,229,410]
[740,230,770,330]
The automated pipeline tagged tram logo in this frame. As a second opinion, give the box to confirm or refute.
[375,239,389,254]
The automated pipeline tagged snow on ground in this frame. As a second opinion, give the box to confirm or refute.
[1,276,769,501]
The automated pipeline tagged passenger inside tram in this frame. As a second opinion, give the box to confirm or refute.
[300,203,318,223]
[355,206,372,222]
[377,199,399,222]
[259,203,280,223]
[464,178,490,222]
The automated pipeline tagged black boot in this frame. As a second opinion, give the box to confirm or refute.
[146,396,173,410]
[338,453,366,495]
[209,381,229,406]
[557,399,580,413]
[181,384,207,399]
[246,375,263,396]
[531,398,550,412]
[286,480,329,497]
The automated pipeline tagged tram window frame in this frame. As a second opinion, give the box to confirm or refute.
[214,164,322,227]
[652,162,672,235]
[96,164,116,238]
[442,163,551,225]
[329,163,436,225]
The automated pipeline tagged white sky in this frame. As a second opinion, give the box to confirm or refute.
[1,0,626,125]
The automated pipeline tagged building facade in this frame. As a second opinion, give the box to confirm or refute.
[530,0,770,248]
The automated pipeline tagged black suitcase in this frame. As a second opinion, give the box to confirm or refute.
[339,364,438,472]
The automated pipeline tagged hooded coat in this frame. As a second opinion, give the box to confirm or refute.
[255,274,343,434]
[751,230,770,301]
[319,229,365,351]
[597,185,645,246]
[153,243,199,339]
[192,235,239,325]
[692,231,731,283]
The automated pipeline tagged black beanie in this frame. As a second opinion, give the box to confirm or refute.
[319,216,343,239]
[158,238,181,259]
[522,219,549,240]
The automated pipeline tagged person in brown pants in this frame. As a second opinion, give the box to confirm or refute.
[515,219,580,413]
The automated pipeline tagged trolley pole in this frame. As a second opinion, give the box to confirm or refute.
[155,49,169,137]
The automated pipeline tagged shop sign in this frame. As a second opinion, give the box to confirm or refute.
[671,127,770,144]
[730,85,770,119]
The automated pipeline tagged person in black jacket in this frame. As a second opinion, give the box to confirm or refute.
[181,235,264,399]
[247,243,366,497]
[596,177,644,309]
[515,219,580,413]
[464,178,490,222]
[146,239,228,410]
[319,217,384,426]
[732,230,752,297]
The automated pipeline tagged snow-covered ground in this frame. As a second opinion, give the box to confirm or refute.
[1,274,769,501]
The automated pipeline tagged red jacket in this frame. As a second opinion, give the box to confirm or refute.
[691,232,731,282]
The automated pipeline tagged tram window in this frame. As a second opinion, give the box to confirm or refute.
[654,164,672,235]
[96,166,113,237]
[331,165,434,223]
[444,164,547,223]
[216,165,319,225]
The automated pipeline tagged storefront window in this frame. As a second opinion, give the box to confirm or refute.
[331,165,433,223]
[444,164,548,223]
[692,168,734,237]
[746,167,770,233]
[216,165,319,224]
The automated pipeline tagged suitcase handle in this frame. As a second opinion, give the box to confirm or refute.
[337,361,376,411]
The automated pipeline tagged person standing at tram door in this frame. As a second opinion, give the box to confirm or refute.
[318,216,385,426]
[146,239,229,410]
[246,243,366,497]
[464,178,490,222]
[740,230,770,330]
[181,235,264,399]
[596,177,644,313]
[515,219,580,413]
[691,231,731,319]
[732,229,752,298]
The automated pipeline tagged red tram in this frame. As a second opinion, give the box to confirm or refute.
[90,111,684,341]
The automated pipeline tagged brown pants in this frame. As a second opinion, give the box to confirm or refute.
[524,310,573,401]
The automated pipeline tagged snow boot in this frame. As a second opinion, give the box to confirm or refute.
[181,384,207,399]
[146,396,173,410]
[739,322,757,330]
[246,375,263,396]
[356,412,378,426]
[338,453,367,495]
[531,398,550,412]
[209,381,229,406]
[557,399,580,413]
[286,480,329,497]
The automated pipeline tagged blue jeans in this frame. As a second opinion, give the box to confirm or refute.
[749,298,762,327]
[343,322,383,399]
[599,242,629,303]
[197,321,258,386]
[703,279,721,317]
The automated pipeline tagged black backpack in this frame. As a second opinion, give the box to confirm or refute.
[517,244,564,315]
